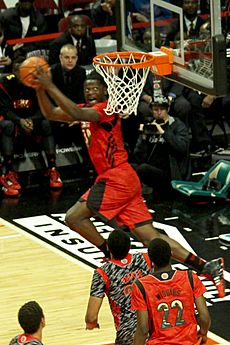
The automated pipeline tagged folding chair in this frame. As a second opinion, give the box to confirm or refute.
[171,160,230,199]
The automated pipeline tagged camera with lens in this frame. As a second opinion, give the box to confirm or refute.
[143,119,166,136]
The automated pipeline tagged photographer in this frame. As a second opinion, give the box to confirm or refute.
[133,96,191,198]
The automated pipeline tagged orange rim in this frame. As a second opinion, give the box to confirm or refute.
[93,51,156,68]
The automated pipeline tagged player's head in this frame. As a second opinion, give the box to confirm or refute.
[60,44,78,71]
[148,238,171,268]
[107,229,131,260]
[18,301,45,334]
[84,70,107,106]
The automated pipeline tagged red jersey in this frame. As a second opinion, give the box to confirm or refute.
[80,101,128,175]
[90,252,152,345]
[131,270,207,345]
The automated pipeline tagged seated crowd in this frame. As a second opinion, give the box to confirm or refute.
[0,0,229,198]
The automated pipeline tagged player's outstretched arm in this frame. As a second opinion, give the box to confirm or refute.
[36,88,74,123]
[35,68,99,122]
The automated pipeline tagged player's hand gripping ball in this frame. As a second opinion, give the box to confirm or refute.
[19,56,50,88]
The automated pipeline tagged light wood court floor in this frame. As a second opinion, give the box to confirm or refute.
[0,218,115,345]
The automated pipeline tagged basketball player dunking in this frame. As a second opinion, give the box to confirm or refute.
[32,68,225,298]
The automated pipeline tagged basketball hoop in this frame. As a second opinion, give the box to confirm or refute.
[93,49,173,118]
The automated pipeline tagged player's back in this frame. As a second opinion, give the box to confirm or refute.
[140,270,198,345]
[98,252,152,345]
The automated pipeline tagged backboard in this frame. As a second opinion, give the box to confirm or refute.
[115,0,228,96]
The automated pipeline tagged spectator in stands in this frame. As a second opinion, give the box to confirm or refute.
[135,27,162,52]
[9,301,45,345]
[85,229,152,345]
[0,57,62,196]
[0,24,14,73]
[91,0,116,39]
[0,0,48,59]
[165,0,206,44]
[138,72,211,154]
[129,0,172,22]
[51,44,86,103]
[50,43,91,172]
[163,80,212,154]
[48,15,96,66]
[134,95,191,197]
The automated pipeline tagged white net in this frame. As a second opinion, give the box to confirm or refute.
[93,53,152,118]
[185,39,213,79]
[191,57,213,79]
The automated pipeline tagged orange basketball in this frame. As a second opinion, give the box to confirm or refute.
[19,56,50,88]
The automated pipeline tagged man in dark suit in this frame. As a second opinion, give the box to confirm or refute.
[165,0,206,44]
[50,43,91,172]
[0,0,48,58]
[51,43,86,103]
[48,15,96,66]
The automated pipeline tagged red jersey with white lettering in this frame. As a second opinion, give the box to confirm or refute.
[9,334,43,345]
[90,252,152,345]
[80,101,128,175]
[79,102,153,229]
[131,270,207,345]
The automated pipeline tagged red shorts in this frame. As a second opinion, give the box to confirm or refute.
[80,162,153,230]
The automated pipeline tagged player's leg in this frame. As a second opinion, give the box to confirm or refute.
[132,223,189,262]
[64,174,126,259]
[65,199,110,257]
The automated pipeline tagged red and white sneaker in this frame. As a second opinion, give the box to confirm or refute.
[202,258,225,298]
[0,175,19,197]
[47,167,63,188]
[5,171,21,190]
